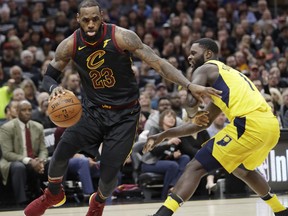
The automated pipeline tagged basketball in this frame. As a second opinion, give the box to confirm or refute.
[47,92,82,128]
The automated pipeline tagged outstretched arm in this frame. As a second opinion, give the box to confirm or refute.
[115,27,221,101]
[143,102,222,153]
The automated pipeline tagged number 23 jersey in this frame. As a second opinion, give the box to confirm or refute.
[72,23,139,106]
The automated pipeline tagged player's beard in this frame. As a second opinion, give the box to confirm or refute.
[80,25,102,44]
[193,55,205,71]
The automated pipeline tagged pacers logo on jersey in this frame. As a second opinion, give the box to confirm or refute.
[217,135,232,146]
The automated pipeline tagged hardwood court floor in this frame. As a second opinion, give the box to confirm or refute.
[0,195,287,216]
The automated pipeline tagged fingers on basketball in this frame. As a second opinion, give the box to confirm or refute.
[47,91,82,128]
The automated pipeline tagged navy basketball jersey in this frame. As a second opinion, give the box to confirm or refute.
[72,23,139,106]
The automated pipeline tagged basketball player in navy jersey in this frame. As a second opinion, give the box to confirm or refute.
[24,1,220,216]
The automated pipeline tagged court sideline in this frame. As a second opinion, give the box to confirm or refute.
[0,194,287,216]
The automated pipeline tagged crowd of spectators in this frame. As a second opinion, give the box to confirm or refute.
[0,0,288,205]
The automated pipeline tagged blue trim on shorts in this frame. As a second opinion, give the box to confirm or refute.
[195,139,222,172]
[234,117,246,139]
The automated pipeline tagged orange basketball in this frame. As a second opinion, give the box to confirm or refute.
[47,92,82,128]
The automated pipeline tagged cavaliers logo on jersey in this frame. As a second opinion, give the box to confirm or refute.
[217,135,232,146]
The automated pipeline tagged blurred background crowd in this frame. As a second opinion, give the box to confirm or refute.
[0,0,288,207]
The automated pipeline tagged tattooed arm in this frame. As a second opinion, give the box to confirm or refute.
[115,27,191,89]
[115,26,221,102]
[43,35,74,98]
[50,35,74,72]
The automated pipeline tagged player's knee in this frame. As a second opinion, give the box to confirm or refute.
[232,167,250,179]
[185,160,205,175]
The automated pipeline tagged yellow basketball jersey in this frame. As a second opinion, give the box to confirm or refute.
[207,60,272,121]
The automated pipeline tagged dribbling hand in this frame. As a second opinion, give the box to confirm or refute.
[49,86,75,102]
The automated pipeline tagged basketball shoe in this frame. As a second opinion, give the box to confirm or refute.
[275,208,288,216]
[24,187,66,216]
[86,193,105,216]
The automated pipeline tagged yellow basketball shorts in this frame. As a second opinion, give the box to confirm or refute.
[205,112,280,173]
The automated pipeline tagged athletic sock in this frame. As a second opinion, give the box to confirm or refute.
[154,193,184,216]
[261,193,286,213]
[95,189,107,203]
[47,176,63,195]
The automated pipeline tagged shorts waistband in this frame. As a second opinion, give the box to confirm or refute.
[99,99,138,110]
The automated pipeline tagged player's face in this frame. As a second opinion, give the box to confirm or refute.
[77,6,103,37]
[188,43,205,70]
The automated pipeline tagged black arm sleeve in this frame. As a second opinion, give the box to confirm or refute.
[42,64,62,93]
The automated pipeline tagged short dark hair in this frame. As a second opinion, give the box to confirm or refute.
[194,38,219,54]
[78,0,101,12]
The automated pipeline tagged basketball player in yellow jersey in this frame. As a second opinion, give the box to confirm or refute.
[144,38,288,216]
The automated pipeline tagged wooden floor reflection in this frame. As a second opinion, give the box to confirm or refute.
[0,194,287,216]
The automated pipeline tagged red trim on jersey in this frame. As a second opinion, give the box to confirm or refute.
[72,31,77,59]
[111,24,124,53]
[80,23,107,47]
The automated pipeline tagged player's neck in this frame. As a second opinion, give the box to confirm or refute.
[80,24,103,44]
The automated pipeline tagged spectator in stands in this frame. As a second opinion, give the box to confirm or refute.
[61,70,82,100]
[259,35,281,67]
[141,109,190,199]
[19,50,41,88]
[36,38,55,62]
[0,6,15,36]
[12,87,25,101]
[250,23,264,51]
[255,50,270,71]
[169,91,184,119]
[0,62,9,87]
[279,89,288,128]
[20,79,39,110]
[0,100,48,204]
[144,97,182,132]
[232,0,256,24]
[139,92,156,119]
[252,79,265,94]
[150,5,166,29]
[0,79,16,121]
[9,65,23,87]
[161,39,175,59]
[151,83,169,109]
[8,35,23,61]
[31,92,55,129]
[26,46,44,69]
[42,17,56,40]
[16,15,31,47]
[277,57,288,78]
[1,42,19,70]
[138,62,161,89]
[132,0,152,19]
[248,64,261,81]
[0,100,19,126]
[226,55,237,68]
[235,50,249,74]
[269,87,283,114]
[265,66,288,90]
[154,23,172,53]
